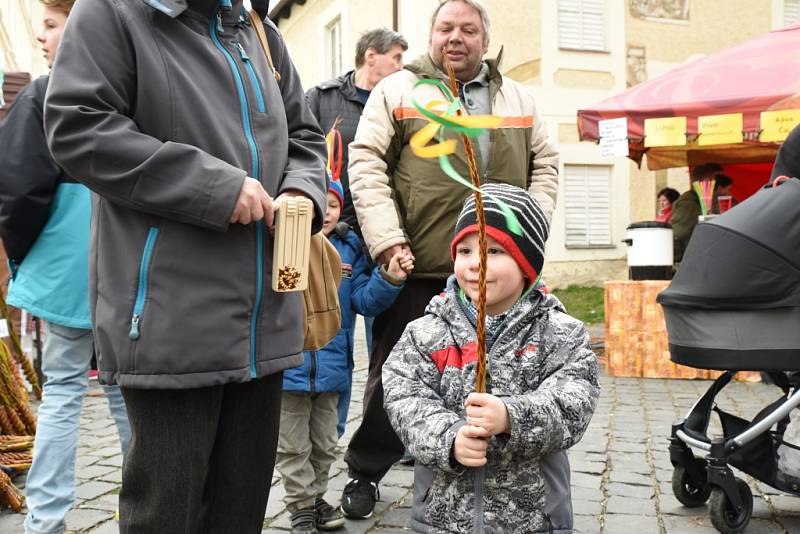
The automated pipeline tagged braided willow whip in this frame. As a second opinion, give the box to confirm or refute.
[0,342,36,435]
[0,435,33,452]
[443,61,488,393]
[0,451,32,470]
[0,469,24,512]
[408,54,523,394]
[0,289,41,399]
[0,436,34,513]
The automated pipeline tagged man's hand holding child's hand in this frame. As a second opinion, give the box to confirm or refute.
[387,251,414,280]
[380,245,415,275]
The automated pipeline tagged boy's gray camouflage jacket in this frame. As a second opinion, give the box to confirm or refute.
[383,284,600,533]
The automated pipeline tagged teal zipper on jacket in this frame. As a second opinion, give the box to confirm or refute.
[129,227,159,340]
[235,41,266,113]
[210,3,263,379]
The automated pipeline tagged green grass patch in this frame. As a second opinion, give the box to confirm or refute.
[551,285,604,326]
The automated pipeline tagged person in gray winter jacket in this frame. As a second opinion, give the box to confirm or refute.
[383,184,599,533]
[43,0,327,532]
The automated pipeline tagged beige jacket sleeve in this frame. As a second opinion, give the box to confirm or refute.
[527,105,560,223]
[348,79,408,261]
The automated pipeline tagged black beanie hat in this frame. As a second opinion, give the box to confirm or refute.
[450,183,550,282]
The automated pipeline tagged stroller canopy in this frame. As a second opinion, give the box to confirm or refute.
[658,177,800,310]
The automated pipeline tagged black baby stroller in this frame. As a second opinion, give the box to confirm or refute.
[658,176,800,533]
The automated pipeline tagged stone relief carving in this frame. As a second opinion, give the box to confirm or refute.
[630,0,690,21]
[627,46,647,87]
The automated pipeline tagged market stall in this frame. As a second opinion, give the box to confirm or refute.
[578,24,800,174]
[578,24,800,379]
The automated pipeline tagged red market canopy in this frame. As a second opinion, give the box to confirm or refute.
[577,24,800,170]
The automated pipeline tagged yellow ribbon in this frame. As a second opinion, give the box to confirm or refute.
[408,79,522,236]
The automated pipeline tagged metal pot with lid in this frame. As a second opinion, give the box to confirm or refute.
[623,221,673,280]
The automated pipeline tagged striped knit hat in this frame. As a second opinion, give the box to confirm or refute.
[450,183,549,282]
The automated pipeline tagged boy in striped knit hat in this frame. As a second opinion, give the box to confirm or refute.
[382,183,599,533]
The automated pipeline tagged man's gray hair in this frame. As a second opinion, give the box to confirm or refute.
[355,28,409,68]
[430,0,491,44]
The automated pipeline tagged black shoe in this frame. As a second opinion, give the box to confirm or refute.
[340,478,379,519]
[290,507,318,534]
[315,497,345,530]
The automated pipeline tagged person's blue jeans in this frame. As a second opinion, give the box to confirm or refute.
[24,322,131,534]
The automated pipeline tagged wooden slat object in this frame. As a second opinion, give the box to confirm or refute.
[0,72,32,121]
[604,280,758,381]
[271,197,312,292]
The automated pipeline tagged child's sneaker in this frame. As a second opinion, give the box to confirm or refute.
[290,507,318,534]
[315,497,345,530]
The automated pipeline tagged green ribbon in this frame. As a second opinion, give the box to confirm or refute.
[411,78,523,236]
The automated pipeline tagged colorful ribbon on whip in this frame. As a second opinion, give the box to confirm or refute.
[408,79,523,236]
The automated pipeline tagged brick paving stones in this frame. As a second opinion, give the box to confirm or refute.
[2,321,799,532]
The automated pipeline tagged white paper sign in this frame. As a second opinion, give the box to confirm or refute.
[0,319,9,338]
[598,117,629,158]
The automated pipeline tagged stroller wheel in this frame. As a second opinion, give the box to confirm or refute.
[672,466,711,507]
[709,477,753,534]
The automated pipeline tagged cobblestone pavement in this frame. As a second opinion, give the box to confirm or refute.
[3,323,800,533]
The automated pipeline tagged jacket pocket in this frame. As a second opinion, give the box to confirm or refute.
[47,322,92,341]
[235,42,266,113]
[129,227,160,340]
[412,463,436,528]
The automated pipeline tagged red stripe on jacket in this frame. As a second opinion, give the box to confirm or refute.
[430,342,478,373]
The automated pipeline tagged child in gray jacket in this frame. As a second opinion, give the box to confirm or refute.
[383,183,600,533]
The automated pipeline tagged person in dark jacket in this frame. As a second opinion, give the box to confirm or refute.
[0,2,131,533]
[671,163,722,263]
[277,177,411,534]
[306,28,407,365]
[305,28,407,232]
[43,0,327,532]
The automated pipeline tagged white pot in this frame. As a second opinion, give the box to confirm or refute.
[624,222,673,267]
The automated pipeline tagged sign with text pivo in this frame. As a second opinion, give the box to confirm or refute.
[760,109,800,143]
[698,113,743,146]
[644,117,686,147]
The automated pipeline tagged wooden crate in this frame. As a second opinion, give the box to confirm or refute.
[605,330,642,377]
[604,280,757,381]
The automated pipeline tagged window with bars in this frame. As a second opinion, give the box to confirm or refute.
[785,0,800,26]
[558,0,606,52]
[564,164,612,248]
[326,16,343,79]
